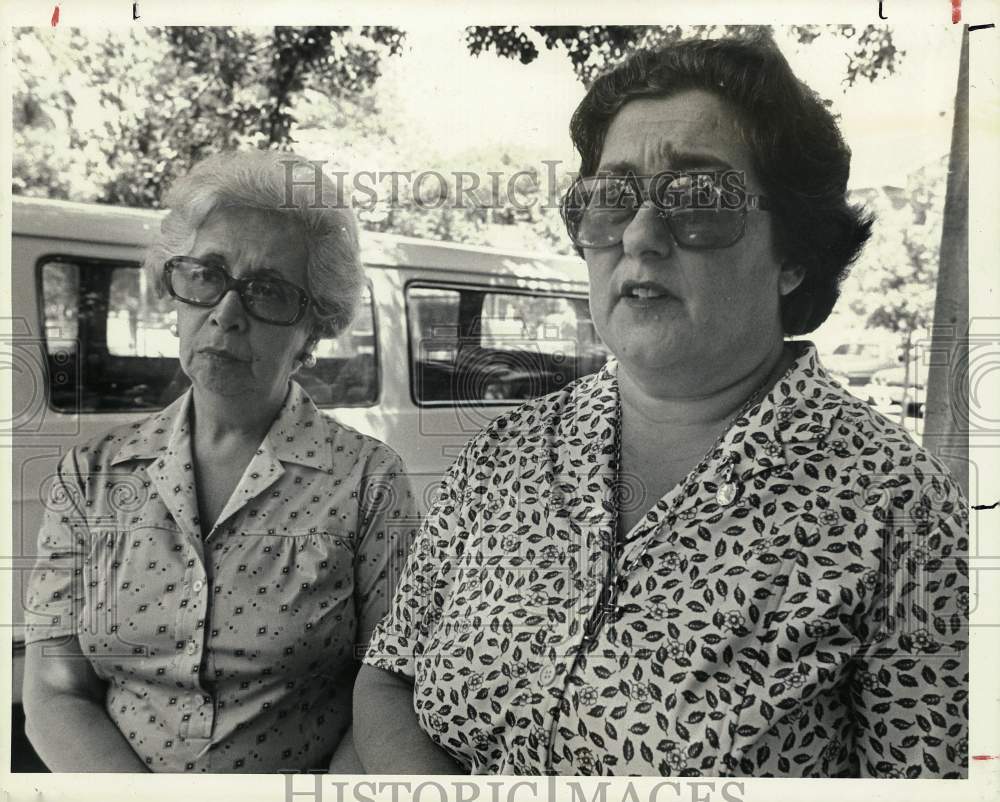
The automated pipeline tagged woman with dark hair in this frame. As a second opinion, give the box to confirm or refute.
[23,150,418,772]
[355,37,968,777]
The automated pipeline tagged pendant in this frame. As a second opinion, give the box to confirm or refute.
[716,481,738,506]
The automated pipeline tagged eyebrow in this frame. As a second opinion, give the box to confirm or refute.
[598,150,735,175]
[195,252,286,280]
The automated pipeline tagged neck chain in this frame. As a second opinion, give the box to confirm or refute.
[578,354,790,662]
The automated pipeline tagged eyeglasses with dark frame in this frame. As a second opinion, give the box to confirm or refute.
[561,171,771,251]
[163,256,311,326]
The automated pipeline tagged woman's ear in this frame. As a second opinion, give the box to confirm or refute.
[306,326,324,354]
[778,262,806,297]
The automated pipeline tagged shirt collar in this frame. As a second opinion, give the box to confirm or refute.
[595,341,844,481]
[716,340,845,480]
[110,390,192,466]
[263,381,333,471]
[111,381,332,472]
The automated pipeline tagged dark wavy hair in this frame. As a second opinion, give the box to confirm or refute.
[569,36,873,335]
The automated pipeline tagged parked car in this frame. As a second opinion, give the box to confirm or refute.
[9,195,609,767]
[822,339,902,387]
[864,362,929,419]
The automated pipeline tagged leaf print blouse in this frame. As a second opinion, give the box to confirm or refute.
[24,381,419,772]
[364,342,969,778]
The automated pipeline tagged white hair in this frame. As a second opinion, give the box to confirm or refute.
[144,149,363,339]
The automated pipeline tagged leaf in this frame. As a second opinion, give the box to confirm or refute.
[640,740,654,764]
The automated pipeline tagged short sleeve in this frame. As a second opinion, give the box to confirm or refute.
[353,446,421,654]
[362,446,471,679]
[850,486,969,779]
[24,448,91,645]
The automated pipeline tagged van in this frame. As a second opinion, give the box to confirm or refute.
[8,196,607,768]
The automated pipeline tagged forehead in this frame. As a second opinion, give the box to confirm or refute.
[598,89,754,178]
[189,206,308,282]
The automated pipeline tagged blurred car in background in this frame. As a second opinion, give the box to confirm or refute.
[864,362,929,419]
[823,338,902,387]
[812,329,927,427]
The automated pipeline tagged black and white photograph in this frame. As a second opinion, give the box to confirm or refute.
[1,0,994,797]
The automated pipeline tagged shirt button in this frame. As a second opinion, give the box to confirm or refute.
[185,640,198,656]
[539,665,556,686]
[192,579,204,593]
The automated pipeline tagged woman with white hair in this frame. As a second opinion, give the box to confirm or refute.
[23,150,418,773]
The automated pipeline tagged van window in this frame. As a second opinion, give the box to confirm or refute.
[407,284,608,403]
[40,257,378,412]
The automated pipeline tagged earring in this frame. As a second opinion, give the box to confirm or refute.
[300,352,317,369]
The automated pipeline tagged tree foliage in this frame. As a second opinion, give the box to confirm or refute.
[350,154,573,254]
[465,25,903,87]
[843,158,946,334]
[13,26,404,206]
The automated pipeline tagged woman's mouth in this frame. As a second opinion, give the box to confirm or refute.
[200,347,248,363]
[619,280,675,304]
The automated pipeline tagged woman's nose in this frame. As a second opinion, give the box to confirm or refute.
[620,201,673,260]
[209,289,248,331]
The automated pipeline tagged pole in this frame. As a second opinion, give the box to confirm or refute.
[922,26,969,498]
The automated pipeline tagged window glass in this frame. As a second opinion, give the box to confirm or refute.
[407,285,608,404]
[407,288,460,364]
[107,266,177,357]
[41,258,378,412]
[296,286,379,407]
[42,260,80,348]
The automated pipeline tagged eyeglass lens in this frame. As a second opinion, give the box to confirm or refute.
[167,259,305,324]
[566,173,750,250]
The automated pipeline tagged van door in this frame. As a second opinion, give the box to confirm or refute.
[362,275,606,511]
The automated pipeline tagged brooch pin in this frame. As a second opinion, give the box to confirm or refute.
[715,456,739,506]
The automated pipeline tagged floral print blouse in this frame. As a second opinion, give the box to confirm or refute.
[25,381,418,772]
[365,343,969,777]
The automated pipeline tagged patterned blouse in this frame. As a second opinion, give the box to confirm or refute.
[25,381,418,772]
[365,342,969,778]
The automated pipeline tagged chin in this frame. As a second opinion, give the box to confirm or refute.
[614,330,688,372]
[195,379,255,398]
[188,366,256,398]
